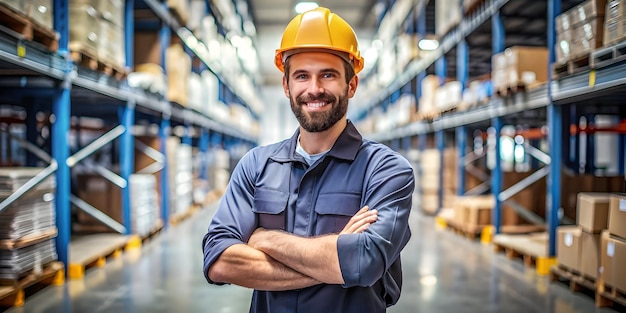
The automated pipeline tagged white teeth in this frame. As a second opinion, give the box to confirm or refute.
[307,102,326,108]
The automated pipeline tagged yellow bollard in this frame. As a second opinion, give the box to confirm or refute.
[52,268,66,285]
[536,257,557,276]
[434,217,447,230]
[13,289,24,307]
[68,264,84,280]
[95,256,106,268]
[125,235,142,250]
[480,226,494,245]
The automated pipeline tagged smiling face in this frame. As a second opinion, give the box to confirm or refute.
[283,52,358,133]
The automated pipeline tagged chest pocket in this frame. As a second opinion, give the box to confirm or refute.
[314,193,361,235]
[252,189,288,230]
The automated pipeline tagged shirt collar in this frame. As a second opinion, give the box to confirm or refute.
[271,120,363,162]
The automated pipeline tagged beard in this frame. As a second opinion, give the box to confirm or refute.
[289,88,349,133]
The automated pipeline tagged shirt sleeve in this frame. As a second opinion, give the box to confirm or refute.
[337,150,415,287]
[201,149,259,284]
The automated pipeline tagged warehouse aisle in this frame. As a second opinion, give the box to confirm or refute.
[6,204,620,313]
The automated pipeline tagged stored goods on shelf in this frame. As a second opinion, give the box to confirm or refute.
[128,174,161,238]
[603,0,626,45]
[0,168,58,280]
[165,43,191,106]
[69,1,126,72]
[436,0,462,37]
[418,75,441,120]
[395,33,421,73]
[492,46,548,95]
[435,80,462,113]
[24,0,52,29]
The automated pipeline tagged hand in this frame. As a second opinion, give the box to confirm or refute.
[340,206,377,235]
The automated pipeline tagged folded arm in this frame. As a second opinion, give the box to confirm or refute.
[248,206,378,285]
[208,243,320,291]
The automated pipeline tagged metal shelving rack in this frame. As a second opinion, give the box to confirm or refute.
[355,0,626,259]
[0,0,259,268]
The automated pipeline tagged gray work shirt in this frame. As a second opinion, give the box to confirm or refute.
[202,121,415,313]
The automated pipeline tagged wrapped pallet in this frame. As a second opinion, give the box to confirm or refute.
[0,168,58,280]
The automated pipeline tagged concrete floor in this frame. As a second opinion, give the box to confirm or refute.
[5,204,623,313]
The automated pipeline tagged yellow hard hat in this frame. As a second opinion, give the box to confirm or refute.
[274,7,364,74]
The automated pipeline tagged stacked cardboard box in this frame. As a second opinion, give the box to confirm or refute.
[420,149,441,215]
[69,0,125,69]
[600,193,626,292]
[603,0,626,45]
[557,193,609,278]
[556,0,607,64]
[491,46,548,93]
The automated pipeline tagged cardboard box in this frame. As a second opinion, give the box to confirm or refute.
[69,4,100,53]
[603,14,626,45]
[25,0,53,29]
[557,226,582,271]
[600,230,626,291]
[570,0,607,26]
[572,17,605,55]
[580,231,602,278]
[133,31,162,66]
[504,46,549,88]
[606,0,626,20]
[608,193,626,238]
[75,173,123,226]
[577,192,611,233]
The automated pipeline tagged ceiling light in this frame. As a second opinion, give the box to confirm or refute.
[295,2,319,13]
[418,39,439,51]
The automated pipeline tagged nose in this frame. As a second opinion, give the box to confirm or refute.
[306,76,324,95]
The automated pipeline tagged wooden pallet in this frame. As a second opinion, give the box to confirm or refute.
[590,40,626,69]
[596,279,626,310]
[0,261,64,309]
[445,220,485,240]
[68,234,131,280]
[553,54,590,79]
[492,233,556,275]
[550,265,597,294]
[495,84,527,97]
[69,42,128,80]
[0,3,58,52]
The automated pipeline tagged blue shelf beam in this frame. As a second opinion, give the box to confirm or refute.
[547,0,562,257]
[456,126,467,196]
[52,0,71,269]
[159,117,171,229]
[491,117,503,235]
[436,129,445,214]
[119,100,136,235]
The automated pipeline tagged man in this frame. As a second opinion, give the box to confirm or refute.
[202,7,415,313]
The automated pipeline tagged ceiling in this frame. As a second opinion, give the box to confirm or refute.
[246,0,381,85]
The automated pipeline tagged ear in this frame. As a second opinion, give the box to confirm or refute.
[347,75,358,98]
[282,76,290,98]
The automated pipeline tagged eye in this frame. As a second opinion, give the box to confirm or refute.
[294,73,308,80]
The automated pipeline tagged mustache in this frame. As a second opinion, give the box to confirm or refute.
[297,92,336,104]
